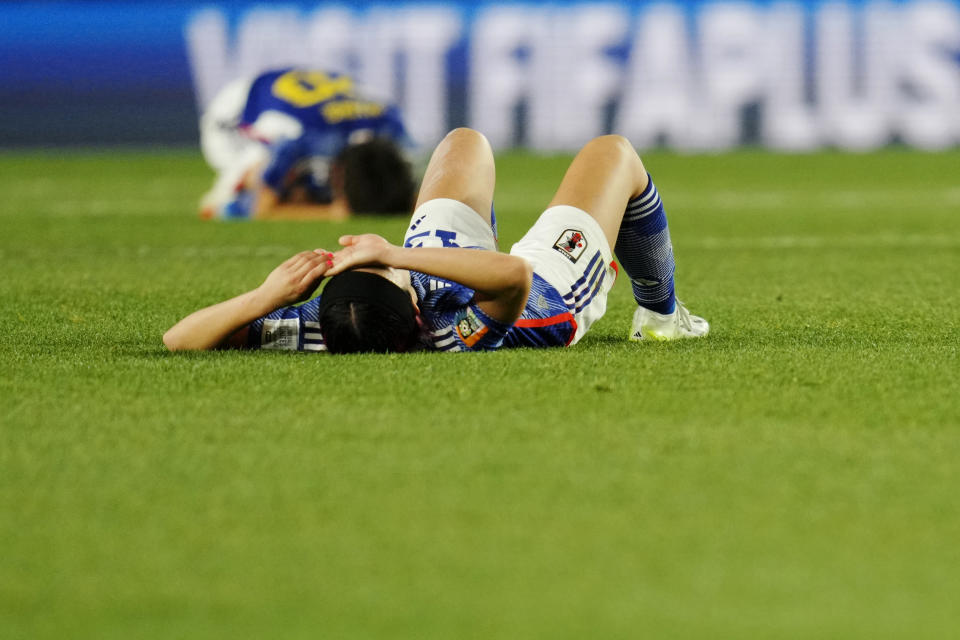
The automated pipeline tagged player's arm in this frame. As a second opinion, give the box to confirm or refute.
[329,234,532,325]
[247,136,351,221]
[163,250,333,351]
[201,163,350,221]
[251,187,350,221]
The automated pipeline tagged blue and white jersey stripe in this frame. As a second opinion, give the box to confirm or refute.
[247,297,327,352]
[428,327,463,352]
[302,320,326,352]
[409,272,511,351]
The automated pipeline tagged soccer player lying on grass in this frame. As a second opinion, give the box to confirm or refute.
[199,67,416,221]
[163,128,707,352]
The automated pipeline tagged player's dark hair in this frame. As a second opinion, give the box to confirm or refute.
[318,300,420,354]
[317,270,421,354]
[334,139,416,215]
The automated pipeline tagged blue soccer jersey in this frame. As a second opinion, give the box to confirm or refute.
[409,271,579,352]
[243,277,579,353]
[246,297,326,352]
[240,68,409,146]
[258,132,344,201]
[408,274,512,351]
[230,68,412,211]
[501,274,579,347]
[244,254,587,352]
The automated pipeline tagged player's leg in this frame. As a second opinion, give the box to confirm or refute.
[198,77,268,218]
[416,127,495,225]
[547,135,647,247]
[550,136,677,314]
[547,135,708,341]
[506,136,642,345]
[404,128,497,251]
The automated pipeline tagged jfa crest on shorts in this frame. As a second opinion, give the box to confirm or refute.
[552,229,587,263]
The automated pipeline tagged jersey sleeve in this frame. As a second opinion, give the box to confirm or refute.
[261,131,346,201]
[245,297,326,352]
[261,137,310,192]
[410,273,511,352]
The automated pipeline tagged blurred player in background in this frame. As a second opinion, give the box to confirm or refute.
[199,68,417,221]
[164,128,708,353]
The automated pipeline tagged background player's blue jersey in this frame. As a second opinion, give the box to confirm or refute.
[237,68,412,206]
[240,68,409,146]
[258,132,344,201]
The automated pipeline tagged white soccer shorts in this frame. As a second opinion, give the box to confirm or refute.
[199,76,256,171]
[510,205,616,344]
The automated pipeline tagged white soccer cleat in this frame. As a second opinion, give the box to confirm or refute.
[629,300,709,342]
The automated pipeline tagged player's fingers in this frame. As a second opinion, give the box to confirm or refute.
[298,249,330,267]
[338,235,357,247]
[325,251,352,276]
[293,252,328,276]
[302,262,331,287]
[284,251,311,269]
[300,249,324,263]
[304,251,332,272]
[280,253,302,267]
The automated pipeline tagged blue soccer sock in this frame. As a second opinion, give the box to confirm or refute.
[613,175,676,314]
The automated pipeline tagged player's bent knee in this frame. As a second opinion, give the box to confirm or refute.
[584,134,638,160]
[584,134,647,180]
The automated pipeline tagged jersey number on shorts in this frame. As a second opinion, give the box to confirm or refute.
[405,229,460,248]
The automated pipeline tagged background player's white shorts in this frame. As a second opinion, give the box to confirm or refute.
[200,77,255,171]
[198,78,265,212]
[510,205,615,344]
[406,199,614,346]
[199,77,304,211]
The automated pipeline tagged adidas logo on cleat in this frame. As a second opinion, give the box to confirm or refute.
[629,300,709,342]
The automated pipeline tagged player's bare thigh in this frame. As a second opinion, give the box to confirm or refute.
[416,128,495,224]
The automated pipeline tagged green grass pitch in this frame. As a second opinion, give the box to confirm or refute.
[1,148,958,638]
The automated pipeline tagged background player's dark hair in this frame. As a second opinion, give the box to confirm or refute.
[334,139,416,215]
[319,300,421,354]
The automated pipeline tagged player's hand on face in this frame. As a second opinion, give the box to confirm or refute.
[328,234,395,275]
[258,250,333,306]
